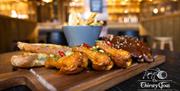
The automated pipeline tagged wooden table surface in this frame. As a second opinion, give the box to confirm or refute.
[0,50,179,91]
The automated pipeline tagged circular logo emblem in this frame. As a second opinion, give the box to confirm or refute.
[157,71,167,79]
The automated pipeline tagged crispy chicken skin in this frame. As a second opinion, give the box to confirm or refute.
[45,58,59,69]
[73,46,113,71]
[17,42,72,55]
[96,41,132,68]
[45,52,88,74]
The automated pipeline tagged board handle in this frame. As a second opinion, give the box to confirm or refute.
[0,70,48,91]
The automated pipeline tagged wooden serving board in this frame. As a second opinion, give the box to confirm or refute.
[0,55,165,91]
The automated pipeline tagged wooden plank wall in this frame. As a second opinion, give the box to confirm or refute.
[0,15,38,53]
[140,12,180,51]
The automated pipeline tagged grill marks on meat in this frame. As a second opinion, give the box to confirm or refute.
[103,36,154,62]
[17,42,72,55]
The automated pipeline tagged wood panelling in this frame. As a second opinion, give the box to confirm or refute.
[0,15,38,53]
[141,12,180,51]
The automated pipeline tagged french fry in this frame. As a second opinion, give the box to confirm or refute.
[68,13,82,26]
[67,12,103,26]
[86,13,97,25]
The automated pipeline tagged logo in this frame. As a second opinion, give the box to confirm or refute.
[142,68,167,82]
[138,68,175,91]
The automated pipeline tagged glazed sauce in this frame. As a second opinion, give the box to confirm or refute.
[104,36,153,62]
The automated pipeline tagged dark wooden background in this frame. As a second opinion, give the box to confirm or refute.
[0,15,38,53]
[141,12,180,52]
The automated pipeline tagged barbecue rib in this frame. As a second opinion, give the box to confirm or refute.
[96,41,132,68]
[73,46,113,71]
[103,35,154,62]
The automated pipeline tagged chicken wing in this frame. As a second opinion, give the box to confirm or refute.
[96,41,132,68]
[73,46,113,71]
[45,52,88,74]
